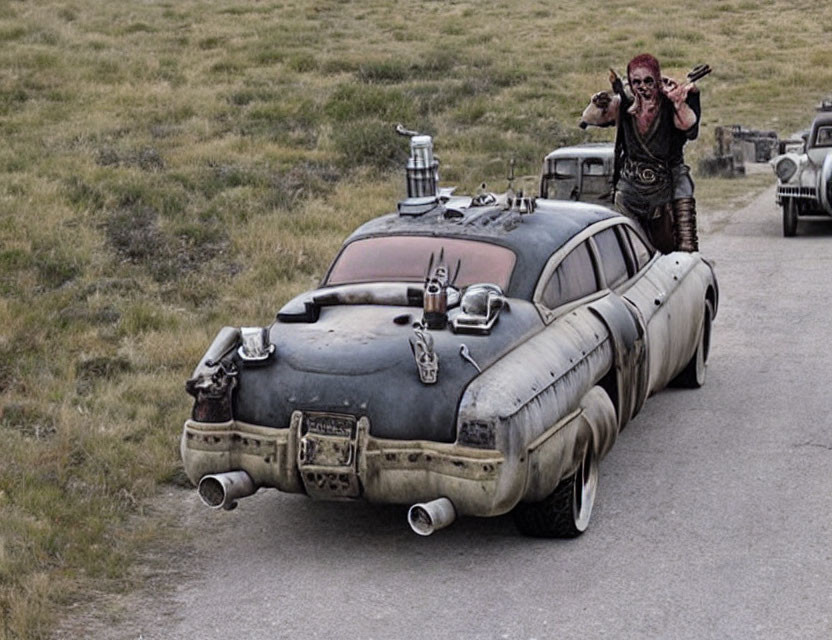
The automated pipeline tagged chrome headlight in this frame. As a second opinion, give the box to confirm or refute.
[775,157,798,182]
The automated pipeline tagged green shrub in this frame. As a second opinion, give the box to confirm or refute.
[1,403,57,439]
[287,53,318,72]
[32,240,86,289]
[419,47,458,76]
[406,79,492,116]
[94,147,165,172]
[0,248,31,272]
[57,7,77,22]
[357,59,412,84]
[332,118,409,170]
[198,36,223,50]
[253,47,285,65]
[105,203,165,264]
[123,22,155,34]
[120,303,177,334]
[210,59,243,74]
[325,84,416,123]
[453,98,489,125]
[75,356,133,395]
[0,26,28,42]
[266,161,340,210]
[244,99,320,134]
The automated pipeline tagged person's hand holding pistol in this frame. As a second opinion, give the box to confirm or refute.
[662,64,711,108]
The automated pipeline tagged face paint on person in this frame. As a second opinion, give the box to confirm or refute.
[629,66,658,103]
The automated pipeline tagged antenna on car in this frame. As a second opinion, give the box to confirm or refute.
[424,250,435,282]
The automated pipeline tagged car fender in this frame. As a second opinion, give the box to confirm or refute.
[587,294,648,430]
[521,385,615,503]
[456,306,613,514]
[191,326,240,378]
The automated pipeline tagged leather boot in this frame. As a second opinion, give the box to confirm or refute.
[673,197,699,252]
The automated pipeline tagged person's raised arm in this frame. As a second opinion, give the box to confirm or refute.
[663,77,698,132]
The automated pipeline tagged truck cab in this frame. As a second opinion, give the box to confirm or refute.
[539,143,615,205]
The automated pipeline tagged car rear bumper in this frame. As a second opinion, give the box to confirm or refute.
[181,412,507,517]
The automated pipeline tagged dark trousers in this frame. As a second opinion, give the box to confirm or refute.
[614,195,698,253]
[643,203,676,254]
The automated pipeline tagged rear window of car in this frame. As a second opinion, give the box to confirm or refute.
[541,241,599,309]
[593,227,629,288]
[326,235,517,291]
[624,226,654,271]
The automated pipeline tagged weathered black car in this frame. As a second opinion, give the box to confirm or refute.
[181,131,718,537]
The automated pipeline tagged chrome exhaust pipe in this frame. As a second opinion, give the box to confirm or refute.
[198,471,256,511]
[407,497,456,536]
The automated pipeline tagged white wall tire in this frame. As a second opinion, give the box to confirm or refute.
[672,299,713,389]
[513,443,598,538]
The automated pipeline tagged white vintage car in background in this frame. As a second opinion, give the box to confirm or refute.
[772,105,832,236]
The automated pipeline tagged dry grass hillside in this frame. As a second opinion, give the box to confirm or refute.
[1,0,830,637]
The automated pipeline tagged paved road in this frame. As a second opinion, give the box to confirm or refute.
[68,184,832,640]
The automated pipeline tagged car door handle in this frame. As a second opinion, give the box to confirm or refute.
[654,292,666,307]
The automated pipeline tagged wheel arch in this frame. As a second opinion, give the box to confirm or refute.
[520,385,615,503]
[587,295,649,430]
[706,283,718,319]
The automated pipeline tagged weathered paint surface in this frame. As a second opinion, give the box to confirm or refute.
[456,305,615,514]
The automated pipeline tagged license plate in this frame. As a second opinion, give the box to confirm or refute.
[297,412,361,499]
[303,412,356,438]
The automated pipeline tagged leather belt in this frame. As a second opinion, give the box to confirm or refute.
[622,160,669,186]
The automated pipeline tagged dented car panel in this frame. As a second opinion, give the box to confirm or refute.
[181,131,717,536]
[456,308,615,513]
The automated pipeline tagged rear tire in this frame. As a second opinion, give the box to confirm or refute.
[783,198,798,237]
[513,443,598,538]
[672,299,713,389]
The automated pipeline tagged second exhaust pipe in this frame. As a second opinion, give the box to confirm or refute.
[198,471,257,511]
[407,497,456,536]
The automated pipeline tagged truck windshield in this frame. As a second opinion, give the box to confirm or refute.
[326,235,516,291]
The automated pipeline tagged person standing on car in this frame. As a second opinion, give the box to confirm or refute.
[580,53,701,253]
